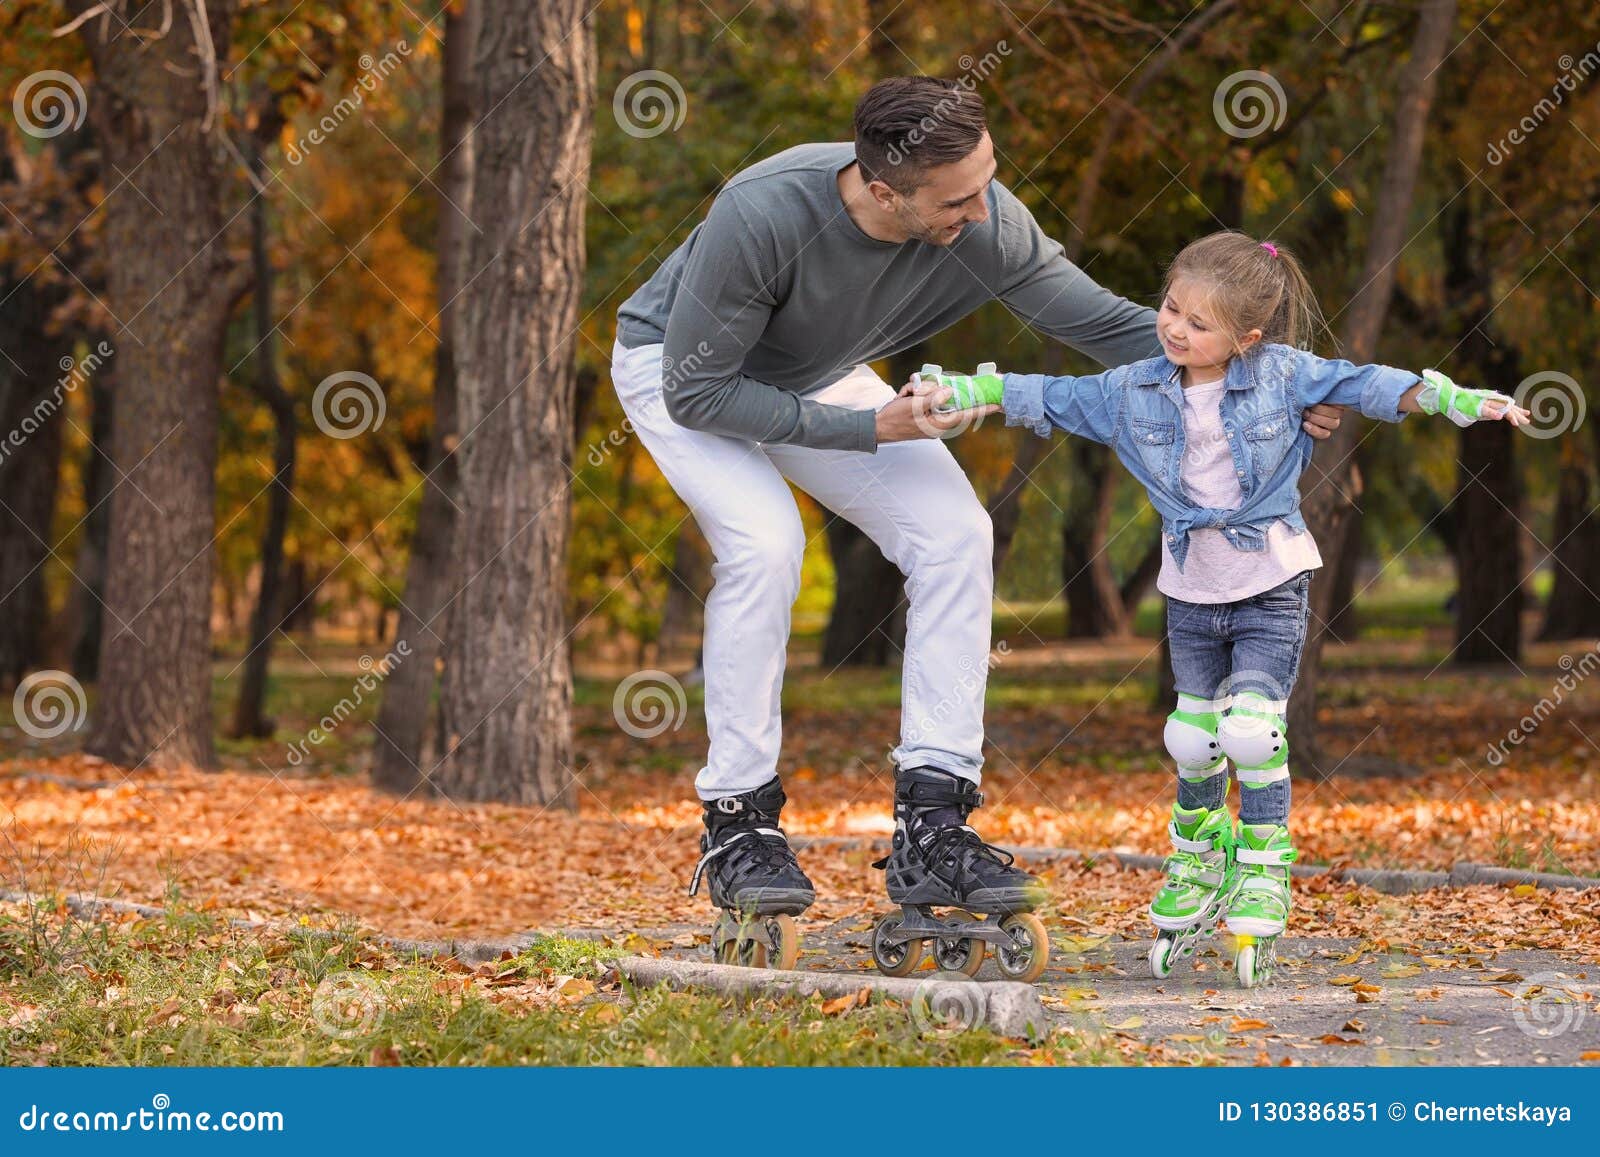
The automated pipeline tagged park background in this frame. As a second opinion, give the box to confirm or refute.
[0,0,1597,1065]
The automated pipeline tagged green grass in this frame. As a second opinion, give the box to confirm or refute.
[0,902,1107,1066]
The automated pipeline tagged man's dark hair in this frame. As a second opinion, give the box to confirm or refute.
[853,76,988,194]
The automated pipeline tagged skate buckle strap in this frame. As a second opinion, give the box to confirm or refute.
[1167,824,1216,853]
[1234,845,1297,867]
[687,827,785,896]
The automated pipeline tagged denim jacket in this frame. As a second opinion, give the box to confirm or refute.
[1001,344,1417,571]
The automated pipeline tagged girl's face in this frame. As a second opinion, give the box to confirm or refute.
[1157,278,1260,378]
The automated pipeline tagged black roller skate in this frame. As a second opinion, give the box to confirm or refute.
[870,766,1051,983]
[688,777,813,970]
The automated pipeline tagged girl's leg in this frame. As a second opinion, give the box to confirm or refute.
[1218,570,1313,826]
[1164,597,1234,811]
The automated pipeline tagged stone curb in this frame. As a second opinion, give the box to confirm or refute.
[612,953,1048,1042]
[791,835,1598,894]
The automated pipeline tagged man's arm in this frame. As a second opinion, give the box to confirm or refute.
[660,193,877,452]
[990,182,1343,439]
[991,183,1161,368]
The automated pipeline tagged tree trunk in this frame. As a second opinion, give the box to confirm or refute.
[1539,421,1600,639]
[78,1,243,769]
[0,269,71,686]
[70,367,114,682]
[229,145,297,739]
[1060,440,1129,637]
[372,5,476,794]
[1443,189,1523,666]
[1289,0,1457,779]
[435,0,593,806]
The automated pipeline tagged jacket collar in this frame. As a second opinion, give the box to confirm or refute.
[1127,349,1275,392]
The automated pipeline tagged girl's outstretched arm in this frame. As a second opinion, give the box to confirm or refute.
[1294,352,1531,428]
[1402,370,1532,427]
[906,363,1123,445]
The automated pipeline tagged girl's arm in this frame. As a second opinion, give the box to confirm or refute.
[1293,353,1530,427]
[913,363,1121,445]
[1402,370,1532,427]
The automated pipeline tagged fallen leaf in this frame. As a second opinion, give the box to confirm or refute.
[144,998,182,1026]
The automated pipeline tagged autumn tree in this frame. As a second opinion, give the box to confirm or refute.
[434,0,594,805]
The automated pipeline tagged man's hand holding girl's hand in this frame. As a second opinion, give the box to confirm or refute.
[874,370,999,443]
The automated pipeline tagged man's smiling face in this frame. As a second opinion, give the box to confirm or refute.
[886,131,996,246]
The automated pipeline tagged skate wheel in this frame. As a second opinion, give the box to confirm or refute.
[1148,935,1174,979]
[994,912,1049,984]
[1236,938,1259,989]
[871,913,925,978]
[932,914,985,977]
[765,914,800,971]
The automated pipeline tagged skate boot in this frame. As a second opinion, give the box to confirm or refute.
[688,778,814,970]
[1148,802,1234,977]
[870,766,1050,983]
[1225,821,1297,988]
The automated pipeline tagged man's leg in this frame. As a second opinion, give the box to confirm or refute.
[610,339,805,799]
[761,364,995,784]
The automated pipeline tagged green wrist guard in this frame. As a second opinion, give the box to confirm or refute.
[1417,369,1512,427]
[923,362,1005,411]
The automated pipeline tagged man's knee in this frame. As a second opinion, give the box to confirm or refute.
[717,516,805,593]
[914,498,993,573]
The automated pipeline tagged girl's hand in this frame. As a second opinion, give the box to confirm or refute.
[1418,370,1527,429]
[912,363,1006,411]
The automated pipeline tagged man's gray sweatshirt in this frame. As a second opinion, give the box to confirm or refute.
[616,142,1159,453]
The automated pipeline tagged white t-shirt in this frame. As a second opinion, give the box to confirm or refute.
[1155,377,1322,604]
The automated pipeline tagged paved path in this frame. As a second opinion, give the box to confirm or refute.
[630,915,1598,1065]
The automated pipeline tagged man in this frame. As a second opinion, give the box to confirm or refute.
[612,76,1343,953]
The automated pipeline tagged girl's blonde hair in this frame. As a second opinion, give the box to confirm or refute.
[1163,231,1329,353]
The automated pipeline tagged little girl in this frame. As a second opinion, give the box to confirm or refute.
[921,230,1531,987]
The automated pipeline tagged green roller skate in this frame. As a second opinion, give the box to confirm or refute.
[1147,803,1234,978]
[1226,822,1298,988]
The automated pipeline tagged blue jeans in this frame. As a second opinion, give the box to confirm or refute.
[1165,570,1313,824]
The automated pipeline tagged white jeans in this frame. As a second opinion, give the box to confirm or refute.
[610,338,995,799]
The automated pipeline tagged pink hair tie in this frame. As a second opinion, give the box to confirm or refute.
[1260,242,1279,257]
